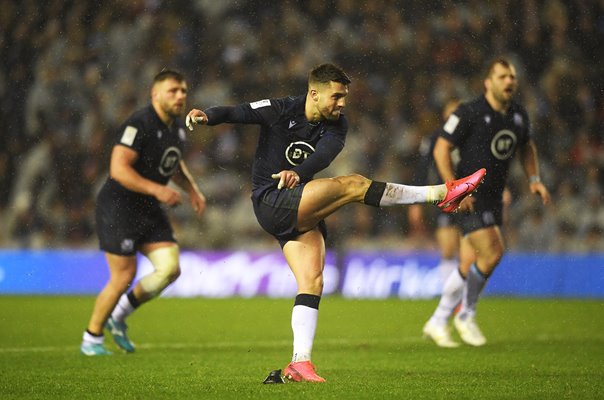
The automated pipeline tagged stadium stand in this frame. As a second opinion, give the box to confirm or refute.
[1,0,602,252]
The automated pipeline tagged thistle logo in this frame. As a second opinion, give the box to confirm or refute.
[490,129,517,160]
[285,141,315,166]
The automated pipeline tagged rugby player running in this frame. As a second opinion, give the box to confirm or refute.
[423,57,550,348]
[81,70,206,356]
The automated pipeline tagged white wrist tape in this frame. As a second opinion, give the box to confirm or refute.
[529,175,541,184]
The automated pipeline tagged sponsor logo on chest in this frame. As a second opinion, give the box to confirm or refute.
[285,141,315,166]
[159,147,182,176]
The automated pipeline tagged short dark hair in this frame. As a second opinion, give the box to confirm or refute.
[309,63,351,86]
[484,57,514,79]
[153,69,185,84]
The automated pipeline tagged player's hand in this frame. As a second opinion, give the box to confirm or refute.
[271,170,300,190]
[457,195,476,213]
[190,190,206,216]
[185,109,208,131]
[154,185,182,206]
[530,181,551,206]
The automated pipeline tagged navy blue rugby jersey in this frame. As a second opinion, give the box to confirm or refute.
[105,104,187,199]
[439,95,531,199]
[414,130,461,186]
[204,95,348,195]
[413,130,440,186]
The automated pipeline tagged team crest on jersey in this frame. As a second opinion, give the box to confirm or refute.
[121,239,134,252]
[159,146,182,176]
[513,113,523,126]
[285,141,315,166]
[490,129,517,160]
[179,128,186,140]
[157,130,163,139]
[484,115,491,124]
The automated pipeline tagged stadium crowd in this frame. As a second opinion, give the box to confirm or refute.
[1,0,603,253]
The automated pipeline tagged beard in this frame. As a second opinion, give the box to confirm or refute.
[164,102,184,118]
[322,108,341,121]
[494,89,514,106]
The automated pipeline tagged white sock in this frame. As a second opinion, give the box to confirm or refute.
[82,331,104,344]
[111,294,135,323]
[438,258,459,285]
[291,305,318,362]
[430,269,465,326]
[379,183,446,206]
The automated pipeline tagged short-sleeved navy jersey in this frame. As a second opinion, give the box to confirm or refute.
[413,130,440,186]
[204,95,348,197]
[101,104,187,206]
[95,104,185,253]
[439,95,531,203]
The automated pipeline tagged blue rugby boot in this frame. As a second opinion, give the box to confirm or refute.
[106,317,135,353]
[80,342,112,356]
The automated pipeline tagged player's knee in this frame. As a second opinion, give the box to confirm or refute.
[334,174,370,195]
[152,247,180,281]
[141,246,181,294]
[340,173,369,185]
[481,247,504,269]
[488,251,504,267]
[163,264,181,283]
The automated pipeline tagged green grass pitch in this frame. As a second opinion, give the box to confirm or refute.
[0,296,602,399]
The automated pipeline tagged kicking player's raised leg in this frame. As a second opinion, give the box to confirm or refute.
[295,168,486,232]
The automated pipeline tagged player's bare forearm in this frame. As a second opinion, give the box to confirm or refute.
[115,165,181,206]
[519,141,540,180]
[433,137,456,182]
[520,141,551,205]
[113,165,159,196]
[172,162,206,215]
[172,162,198,194]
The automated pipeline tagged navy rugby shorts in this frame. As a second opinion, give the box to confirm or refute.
[95,189,175,256]
[436,212,458,229]
[252,183,327,247]
[457,198,503,235]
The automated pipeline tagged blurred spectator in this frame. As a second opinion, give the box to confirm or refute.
[1,0,602,253]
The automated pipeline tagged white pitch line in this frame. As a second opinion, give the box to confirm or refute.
[0,337,423,354]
